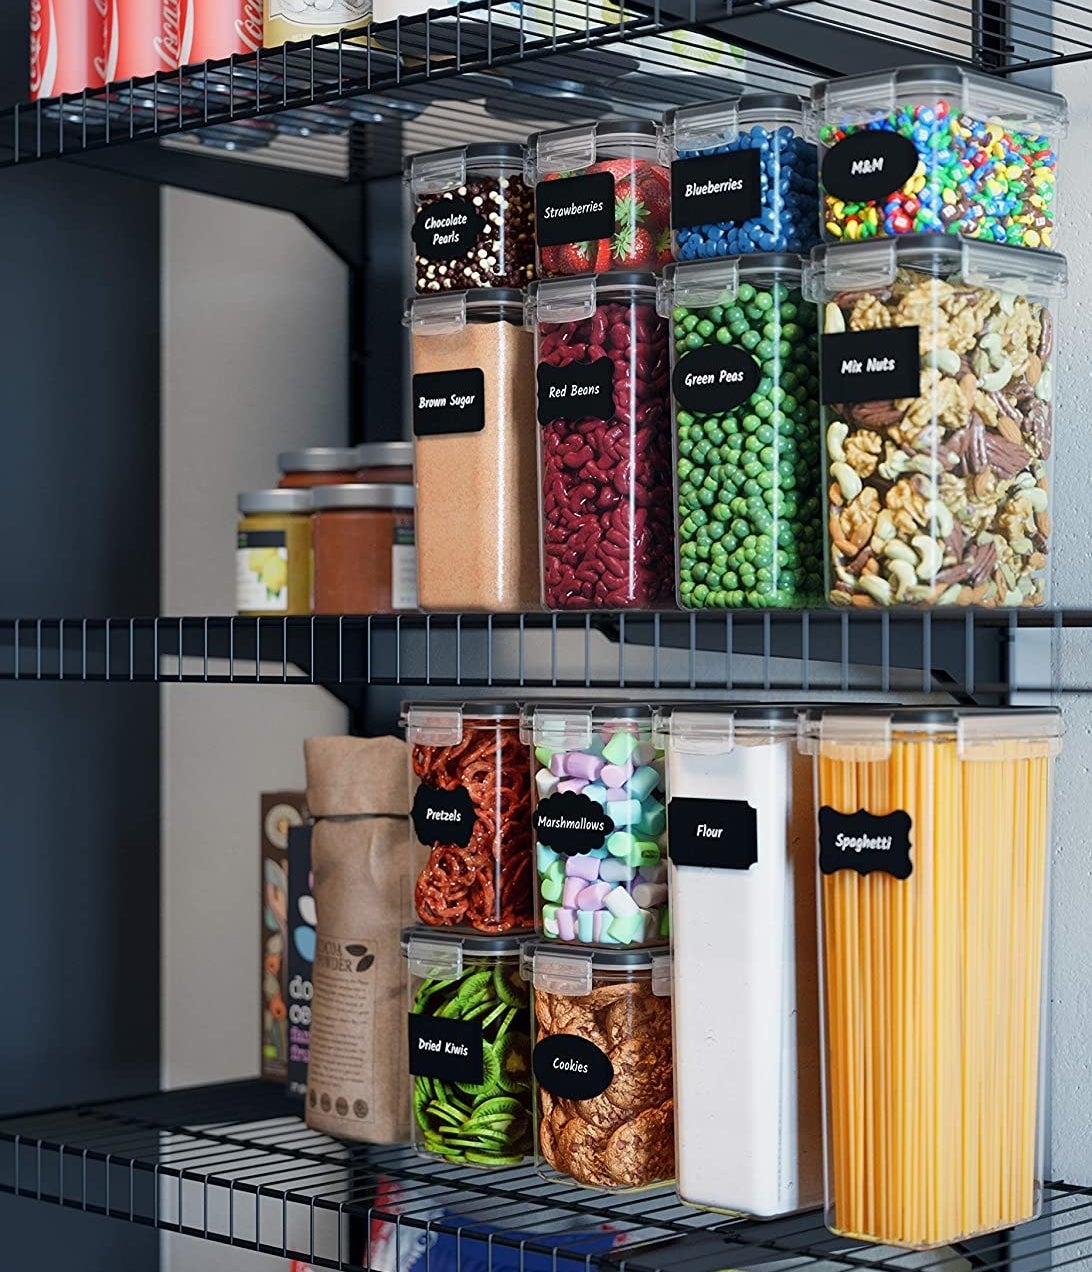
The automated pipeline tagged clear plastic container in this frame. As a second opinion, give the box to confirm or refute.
[811,66,1066,249]
[658,256,823,609]
[522,704,667,948]
[663,94,819,260]
[654,706,821,1218]
[526,274,675,610]
[805,237,1065,608]
[403,928,533,1167]
[528,943,673,1190]
[407,291,541,612]
[527,121,671,277]
[407,144,535,294]
[801,706,1062,1249]
[404,703,534,934]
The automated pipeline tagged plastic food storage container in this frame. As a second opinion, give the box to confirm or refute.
[403,927,533,1167]
[659,256,823,609]
[663,94,819,260]
[278,447,363,488]
[812,67,1066,249]
[236,489,313,616]
[357,441,414,484]
[523,704,667,947]
[407,144,536,294]
[527,121,671,277]
[527,274,675,610]
[806,237,1065,608]
[312,484,417,614]
[654,706,821,1218]
[529,943,673,1189]
[407,291,541,612]
[405,703,534,934]
[802,706,1062,1249]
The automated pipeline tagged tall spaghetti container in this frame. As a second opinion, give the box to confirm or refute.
[802,707,1061,1249]
[655,707,822,1218]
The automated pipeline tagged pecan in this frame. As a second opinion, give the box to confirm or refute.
[990,391,1022,424]
[846,545,874,575]
[1026,400,1052,459]
[936,561,975,585]
[983,433,1032,479]
[1038,309,1054,361]
[947,518,965,562]
[951,416,989,475]
[847,400,906,428]
[969,541,999,587]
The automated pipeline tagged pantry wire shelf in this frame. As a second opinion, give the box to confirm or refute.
[0,1079,1085,1271]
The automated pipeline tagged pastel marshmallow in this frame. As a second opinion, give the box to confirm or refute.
[606,831,636,858]
[567,752,605,782]
[558,778,587,795]
[565,853,602,882]
[534,745,557,768]
[540,874,563,903]
[637,798,666,838]
[557,908,577,942]
[536,843,560,875]
[583,782,608,806]
[608,911,643,943]
[543,913,560,937]
[641,908,661,942]
[626,765,660,801]
[600,761,633,788]
[606,798,642,827]
[637,862,667,884]
[635,742,656,766]
[602,730,639,766]
[635,840,662,868]
[589,845,609,859]
[542,902,560,930]
[604,885,639,918]
[659,907,671,938]
[576,910,596,943]
[562,876,584,909]
[632,882,668,909]
[604,787,628,804]
[593,910,610,941]
[535,769,560,799]
[600,858,635,883]
[549,752,570,777]
[577,882,612,910]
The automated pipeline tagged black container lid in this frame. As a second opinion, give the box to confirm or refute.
[740,91,808,113]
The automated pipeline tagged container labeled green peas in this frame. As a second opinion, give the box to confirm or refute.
[657,256,823,609]
[403,927,534,1167]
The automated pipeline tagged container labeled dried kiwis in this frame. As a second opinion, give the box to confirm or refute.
[529,944,674,1190]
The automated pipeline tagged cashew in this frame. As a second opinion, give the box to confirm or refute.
[937,584,963,605]
[1014,471,1037,491]
[1034,368,1052,402]
[883,540,918,565]
[924,499,953,538]
[979,332,1004,366]
[826,421,849,464]
[830,461,862,502]
[908,455,942,480]
[1023,486,1049,512]
[858,575,893,606]
[824,303,846,334]
[1010,536,1035,555]
[911,534,944,580]
[923,347,961,376]
[873,510,898,542]
[980,359,1013,392]
[999,292,1017,316]
[887,558,917,601]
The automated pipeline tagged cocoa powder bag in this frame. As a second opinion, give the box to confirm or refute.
[303,735,421,1144]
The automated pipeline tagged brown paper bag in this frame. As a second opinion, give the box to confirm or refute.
[303,735,419,1144]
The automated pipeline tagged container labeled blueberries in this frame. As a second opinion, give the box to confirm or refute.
[659,256,823,609]
[527,274,675,610]
[527,121,671,277]
[663,94,819,259]
[522,704,668,948]
[812,66,1066,249]
[805,236,1065,608]
[407,143,536,293]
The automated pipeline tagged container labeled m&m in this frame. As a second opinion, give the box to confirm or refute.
[812,66,1066,249]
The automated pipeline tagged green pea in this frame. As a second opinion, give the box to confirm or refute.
[736,283,755,304]
[696,318,716,338]
[740,329,761,352]
[682,314,699,332]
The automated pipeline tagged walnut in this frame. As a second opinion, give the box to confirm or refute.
[973,389,1000,429]
[844,429,883,477]
[994,296,1040,376]
[896,280,955,352]
[892,368,969,445]
[849,296,892,331]
[885,478,929,535]
[839,486,881,545]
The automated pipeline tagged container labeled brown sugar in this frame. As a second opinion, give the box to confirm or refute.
[312,484,417,614]
[408,290,540,612]
[278,447,364,489]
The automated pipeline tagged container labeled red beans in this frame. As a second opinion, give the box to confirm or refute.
[527,121,672,277]
[407,143,536,294]
[526,274,675,611]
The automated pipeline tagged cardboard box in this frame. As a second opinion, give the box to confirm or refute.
[261,792,307,1083]
[287,822,315,1099]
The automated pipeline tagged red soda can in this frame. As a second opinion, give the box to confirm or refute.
[102,0,162,79]
[157,0,264,68]
[30,0,106,98]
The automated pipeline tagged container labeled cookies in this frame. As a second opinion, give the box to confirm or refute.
[529,944,674,1190]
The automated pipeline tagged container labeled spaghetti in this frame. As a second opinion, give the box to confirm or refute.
[802,707,1061,1249]
[405,703,534,933]
[655,707,821,1218]
[403,928,533,1167]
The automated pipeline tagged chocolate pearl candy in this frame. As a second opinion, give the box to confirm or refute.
[414,174,535,293]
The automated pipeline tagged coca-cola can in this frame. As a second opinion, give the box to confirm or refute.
[30,0,106,98]
[101,0,162,79]
[158,0,264,69]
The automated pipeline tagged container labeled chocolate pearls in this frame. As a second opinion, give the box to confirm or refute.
[526,273,675,611]
[529,943,673,1190]
[812,66,1066,249]
[659,256,823,609]
[806,237,1065,608]
[527,120,671,277]
[663,94,819,260]
[523,704,667,948]
[654,707,822,1218]
[403,928,533,1167]
[407,143,535,293]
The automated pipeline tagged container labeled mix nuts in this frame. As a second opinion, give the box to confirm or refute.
[526,274,675,610]
[403,928,533,1168]
[407,143,536,294]
[659,256,823,609]
[806,237,1065,608]
[405,703,534,934]
[812,67,1066,249]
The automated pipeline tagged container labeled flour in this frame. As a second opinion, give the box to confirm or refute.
[655,706,822,1218]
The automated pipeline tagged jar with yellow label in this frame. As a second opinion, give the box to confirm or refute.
[262,0,372,49]
[237,489,313,616]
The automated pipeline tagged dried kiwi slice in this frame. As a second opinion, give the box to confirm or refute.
[455,969,493,1006]
[496,1032,532,1094]
[466,1095,524,1122]
[493,964,525,1009]
[455,1040,502,1097]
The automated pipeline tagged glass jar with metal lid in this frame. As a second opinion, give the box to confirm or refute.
[527,120,671,277]
[407,142,535,294]
[312,484,417,614]
[357,441,414,485]
[278,447,364,489]
[236,489,313,616]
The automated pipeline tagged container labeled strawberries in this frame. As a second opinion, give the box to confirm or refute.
[526,274,675,610]
[527,121,672,277]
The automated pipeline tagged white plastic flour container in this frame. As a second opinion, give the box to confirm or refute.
[655,705,822,1218]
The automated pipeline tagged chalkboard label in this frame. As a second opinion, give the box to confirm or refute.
[821,131,920,204]
[537,357,614,425]
[411,197,486,260]
[671,149,762,228]
[668,796,758,870]
[533,1033,614,1100]
[821,327,920,405]
[818,806,913,879]
[413,368,486,437]
[412,783,477,849]
[409,1012,484,1086]
[672,344,761,414]
[535,172,615,247]
[534,791,615,856]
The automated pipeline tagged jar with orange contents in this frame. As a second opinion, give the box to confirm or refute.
[312,484,417,614]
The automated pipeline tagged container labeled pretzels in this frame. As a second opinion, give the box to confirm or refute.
[405,703,534,933]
